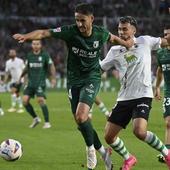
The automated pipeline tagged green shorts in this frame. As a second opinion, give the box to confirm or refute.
[163,97,170,118]
[23,85,46,98]
[67,80,101,114]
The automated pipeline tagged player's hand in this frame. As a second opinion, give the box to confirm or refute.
[154,87,162,101]
[50,78,56,88]
[13,34,26,43]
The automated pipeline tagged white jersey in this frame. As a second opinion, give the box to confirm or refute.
[5,57,25,83]
[100,36,161,101]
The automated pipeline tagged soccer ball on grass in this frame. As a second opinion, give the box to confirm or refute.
[0,139,23,161]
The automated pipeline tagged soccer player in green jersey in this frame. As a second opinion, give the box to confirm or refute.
[19,40,56,129]
[155,25,170,163]
[13,3,134,170]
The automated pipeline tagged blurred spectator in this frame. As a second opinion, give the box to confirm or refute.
[159,0,170,15]
[0,0,169,86]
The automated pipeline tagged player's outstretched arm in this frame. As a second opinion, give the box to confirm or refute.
[154,67,163,100]
[109,33,134,48]
[13,29,51,43]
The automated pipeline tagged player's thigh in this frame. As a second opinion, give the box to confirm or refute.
[163,97,170,118]
[22,95,31,104]
[36,96,46,105]
[79,80,101,109]
[23,86,35,98]
[108,101,133,129]
[67,86,80,114]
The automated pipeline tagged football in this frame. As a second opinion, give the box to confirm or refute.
[0,139,23,161]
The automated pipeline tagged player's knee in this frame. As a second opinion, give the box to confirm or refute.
[22,99,29,106]
[133,128,146,140]
[37,98,45,105]
[75,112,88,123]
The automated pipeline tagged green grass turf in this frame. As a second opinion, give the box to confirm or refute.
[0,91,168,170]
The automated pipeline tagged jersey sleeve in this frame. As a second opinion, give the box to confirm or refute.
[5,61,9,72]
[45,52,53,65]
[49,25,72,41]
[100,47,115,71]
[100,27,110,43]
[144,36,161,51]
[21,59,25,70]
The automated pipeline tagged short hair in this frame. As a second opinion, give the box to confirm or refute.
[164,24,170,30]
[119,16,138,29]
[75,3,94,15]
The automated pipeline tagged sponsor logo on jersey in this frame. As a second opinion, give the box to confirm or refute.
[93,41,99,48]
[29,63,43,68]
[53,27,61,32]
[38,56,42,61]
[124,52,137,64]
[72,46,97,58]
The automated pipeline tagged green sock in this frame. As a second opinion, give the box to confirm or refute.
[40,104,49,122]
[24,103,37,118]
[78,120,94,146]
[166,144,170,149]
[144,131,168,156]
[98,102,108,113]
[93,129,102,150]
[110,137,130,160]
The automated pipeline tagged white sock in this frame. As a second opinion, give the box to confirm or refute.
[11,94,17,107]
[98,102,104,108]
[17,96,23,108]
[88,145,95,150]
[145,131,168,156]
[97,145,105,157]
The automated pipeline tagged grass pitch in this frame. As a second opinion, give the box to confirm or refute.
[0,91,168,170]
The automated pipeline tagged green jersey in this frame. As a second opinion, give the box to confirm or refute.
[50,24,110,85]
[157,48,170,97]
[26,50,53,87]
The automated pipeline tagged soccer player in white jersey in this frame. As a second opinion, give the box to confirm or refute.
[0,101,4,116]
[5,49,25,113]
[100,16,170,170]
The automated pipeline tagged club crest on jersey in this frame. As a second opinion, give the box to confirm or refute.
[93,41,99,48]
[38,56,42,61]
[53,27,61,32]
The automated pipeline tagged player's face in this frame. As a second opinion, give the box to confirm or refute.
[118,22,136,40]
[31,40,42,52]
[164,29,170,39]
[75,12,94,35]
[164,28,170,49]
[9,49,16,59]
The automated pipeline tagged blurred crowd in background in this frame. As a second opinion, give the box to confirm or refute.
[0,0,169,90]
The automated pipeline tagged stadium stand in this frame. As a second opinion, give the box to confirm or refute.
[0,0,169,79]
